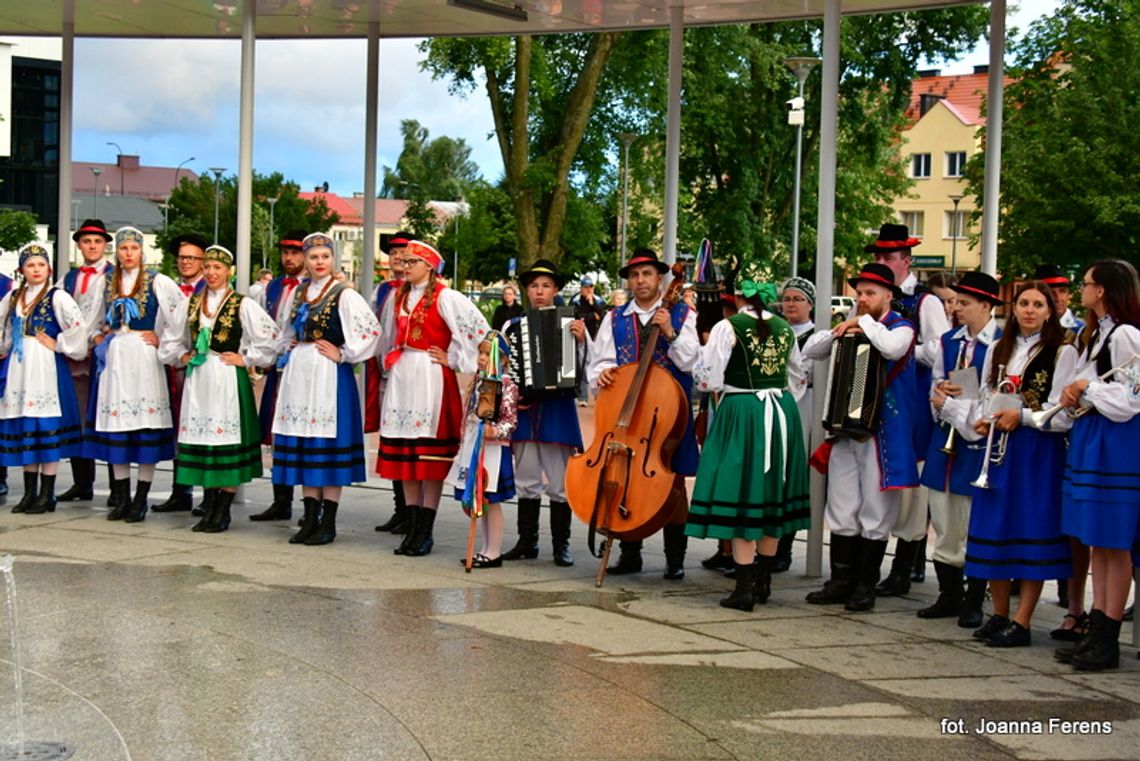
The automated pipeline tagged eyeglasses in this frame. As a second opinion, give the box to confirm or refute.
[781,296,807,303]
[177,255,204,262]
[397,258,425,268]
[1079,280,1099,289]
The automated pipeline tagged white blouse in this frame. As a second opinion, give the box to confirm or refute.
[1076,315,1140,423]
[692,308,807,401]
[586,299,699,388]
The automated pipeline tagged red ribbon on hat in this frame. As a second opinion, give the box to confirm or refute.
[405,240,444,271]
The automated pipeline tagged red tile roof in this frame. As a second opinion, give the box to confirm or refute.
[300,191,364,225]
[74,160,200,202]
[904,71,1013,127]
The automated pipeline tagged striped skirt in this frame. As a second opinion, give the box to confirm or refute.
[271,363,366,487]
[176,368,263,489]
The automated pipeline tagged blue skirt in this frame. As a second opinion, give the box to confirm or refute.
[80,361,175,464]
[271,364,366,487]
[0,357,84,466]
[965,426,1072,581]
[1062,413,1140,550]
[453,444,516,504]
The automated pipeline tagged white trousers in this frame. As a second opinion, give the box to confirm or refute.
[891,477,930,542]
[927,489,972,568]
[513,440,571,501]
[825,437,902,541]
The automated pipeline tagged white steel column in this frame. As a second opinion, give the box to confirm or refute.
[661,4,683,265]
[360,21,380,298]
[55,3,74,273]
[234,0,256,294]
[806,0,841,578]
[980,0,1005,276]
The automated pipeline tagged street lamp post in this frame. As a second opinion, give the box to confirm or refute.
[71,199,81,233]
[209,167,226,244]
[949,193,964,276]
[173,156,195,191]
[266,196,279,271]
[618,132,637,274]
[90,167,103,220]
[107,141,124,195]
[785,56,822,279]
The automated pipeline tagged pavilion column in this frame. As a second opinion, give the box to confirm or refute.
[979,0,1005,276]
[55,1,75,273]
[661,4,683,265]
[360,20,380,298]
[234,0,256,293]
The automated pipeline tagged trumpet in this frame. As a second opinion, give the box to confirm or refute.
[971,365,1022,490]
[939,341,970,455]
[1029,353,1140,428]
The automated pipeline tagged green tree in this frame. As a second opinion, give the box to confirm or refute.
[0,210,38,253]
[964,0,1140,277]
[381,119,481,202]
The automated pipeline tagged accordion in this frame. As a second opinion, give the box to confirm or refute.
[506,307,579,397]
[822,333,887,440]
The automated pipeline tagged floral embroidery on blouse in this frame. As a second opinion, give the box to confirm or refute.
[487,376,520,440]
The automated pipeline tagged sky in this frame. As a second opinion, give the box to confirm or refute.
[3,0,1060,198]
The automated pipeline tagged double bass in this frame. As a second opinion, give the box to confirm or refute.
[566,264,690,586]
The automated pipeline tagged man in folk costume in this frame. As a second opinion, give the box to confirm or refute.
[153,233,211,515]
[159,245,280,532]
[54,219,114,503]
[1034,263,1085,335]
[0,269,11,498]
[918,271,1002,627]
[587,248,700,580]
[0,243,88,514]
[248,229,307,522]
[369,231,414,534]
[377,240,489,557]
[500,259,585,567]
[864,224,950,597]
[802,262,919,611]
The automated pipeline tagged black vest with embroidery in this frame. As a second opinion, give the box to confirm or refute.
[188,291,245,354]
[289,282,347,346]
[1019,342,1062,412]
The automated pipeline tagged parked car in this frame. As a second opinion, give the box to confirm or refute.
[831,295,855,320]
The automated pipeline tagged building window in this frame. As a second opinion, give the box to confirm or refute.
[899,211,924,238]
[946,151,967,177]
[945,210,968,240]
[911,153,931,179]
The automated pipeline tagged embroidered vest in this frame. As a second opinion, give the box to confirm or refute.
[612,302,690,379]
[395,281,453,350]
[103,270,160,331]
[188,291,245,354]
[876,311,920,489]
[10,287,63,339]
[1019,342,1063,412]
[0,274,11,300]
[290,282,348,346]
[723,313,795,391]
[1092,323,1123,377]
[63,262,112,296]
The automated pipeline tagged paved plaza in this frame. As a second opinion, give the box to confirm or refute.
[0,469,1138,761]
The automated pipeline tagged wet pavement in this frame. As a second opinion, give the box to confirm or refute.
[1,468,1138,761]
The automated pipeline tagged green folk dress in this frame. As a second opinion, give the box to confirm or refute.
[685,311,811,541]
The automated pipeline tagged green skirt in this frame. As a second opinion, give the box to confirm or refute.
[176,367,264,489]
[685,391,810,541]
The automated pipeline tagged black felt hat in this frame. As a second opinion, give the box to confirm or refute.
[73,219,112,242]
[864,223,921,254]
[951,271,1003,306]
[1032,264,1072,287]
[168,233,208,255]
[519,259,566,290]
[619,247,670,278]
[848,262,902,298]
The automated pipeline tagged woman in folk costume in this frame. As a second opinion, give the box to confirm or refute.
[685,270,810,611]
[83,227,184,522]
[446,331,519,567]
[271,233,381,546]
[0,243,88,513]
[957,282,1077,647]
[377,240,489,557]
[159,245,280,533]
[1056,259,1140,671]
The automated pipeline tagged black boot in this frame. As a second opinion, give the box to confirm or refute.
[250,484,294,521]
[290,497,322,544]
[394,505,420,554]
[910,536,928,582]
[773,532,795,573]
[701,544,735,572]
[607,540,643,574]
[957,577,987,628]
[753,554,775,604]
[0,465,7,498]
[875,538,916,597]
[25,474,57,514]
[502,498,541,560]
[403,506,436,557]
[1070,613,1122,671]
[105,464,116,507]
[375,481,407,532]
[806,534,857,604]
[549,501,574,567]
[662,523,687,580]
[10,471,39,514]
[720,562,756,611]
[304,500,339,545]
[1055,609,1105,664]
[107,478,130,521]
[124,480,151,523]
[845,537,889,612]
[192,490,220,532]
[204,490,235,534]
[916,561,964,619]
[153,482,193,513]
[1056,578,1069,609]
[58,458,95,502]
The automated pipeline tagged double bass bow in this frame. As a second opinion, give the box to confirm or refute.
[566,263,690,587]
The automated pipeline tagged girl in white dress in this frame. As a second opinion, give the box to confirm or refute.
[81,227,185,523]
[0,243,89,514]
[160,245,280,533]
[271,233,381,546]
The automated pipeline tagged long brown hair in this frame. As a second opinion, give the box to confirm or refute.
[396,268,438,313]
[987,280,1067,386]
[1079,260,1140,354]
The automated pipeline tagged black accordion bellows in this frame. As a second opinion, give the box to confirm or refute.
[822,333,887,440]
